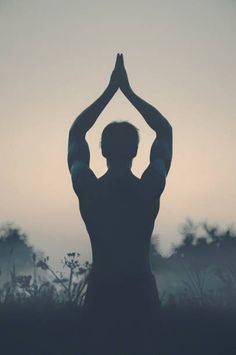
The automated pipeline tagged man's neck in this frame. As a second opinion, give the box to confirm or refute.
[107,159,133,178]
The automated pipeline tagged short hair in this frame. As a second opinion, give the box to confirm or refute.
[101,121,139,159]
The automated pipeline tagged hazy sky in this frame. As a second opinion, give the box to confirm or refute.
[1,0,235,263]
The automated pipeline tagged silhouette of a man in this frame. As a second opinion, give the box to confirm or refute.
[67,54,172,355]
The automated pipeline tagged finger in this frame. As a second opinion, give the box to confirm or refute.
[114,53,119,68]
[116,54,122,69]
[120,53,125,68]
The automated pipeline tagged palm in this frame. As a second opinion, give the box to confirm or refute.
[109,53,131,94]
[109,54,120,91]
[118,54,131,94]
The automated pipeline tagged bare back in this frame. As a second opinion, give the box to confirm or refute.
[78,171,160,278]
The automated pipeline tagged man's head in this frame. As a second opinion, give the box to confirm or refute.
[101,121,139,161]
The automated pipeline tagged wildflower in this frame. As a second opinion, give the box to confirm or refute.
[36,260,49,270]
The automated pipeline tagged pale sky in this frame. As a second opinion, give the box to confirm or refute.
[0,0,235,264]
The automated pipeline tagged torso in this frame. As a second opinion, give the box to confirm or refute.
[78,171,160,278]
[78,171,162,354]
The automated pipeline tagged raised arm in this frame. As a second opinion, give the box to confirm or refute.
[123,87,172,174]
[67,54,120,196]
[119,54,173,195]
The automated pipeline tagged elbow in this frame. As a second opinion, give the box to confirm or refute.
[158,121,172,137]
[68,126,85,142]
[164,119,173,136]
[68,126,75,141]
[165,121,172,132]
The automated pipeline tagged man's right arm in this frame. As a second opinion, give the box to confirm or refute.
[125,88,173,172]
[128,89,173,196]
[118,54,173,196]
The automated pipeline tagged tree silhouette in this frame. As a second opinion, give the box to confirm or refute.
[0,222,41,285]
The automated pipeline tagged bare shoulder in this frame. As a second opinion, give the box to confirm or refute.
[70,161,98,198]
[140,160,167,199]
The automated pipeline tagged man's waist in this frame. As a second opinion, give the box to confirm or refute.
[88,266,153,284]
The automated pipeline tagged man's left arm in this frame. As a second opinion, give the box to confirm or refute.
[68,54,120,196]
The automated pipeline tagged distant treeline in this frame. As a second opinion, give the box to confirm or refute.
[150,218,236,308]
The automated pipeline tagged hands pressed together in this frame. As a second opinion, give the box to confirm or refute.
[108,53,132,96]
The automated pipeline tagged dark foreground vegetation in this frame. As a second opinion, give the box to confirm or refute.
[0,301,235,355]
[0,220,235,355]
